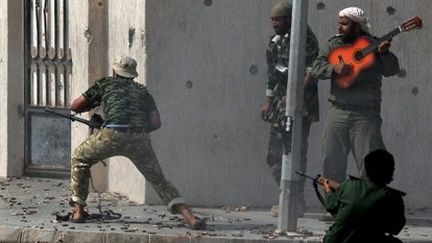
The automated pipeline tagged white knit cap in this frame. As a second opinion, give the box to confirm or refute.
[339,7,371,33]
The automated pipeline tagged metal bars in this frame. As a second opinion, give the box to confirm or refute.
[29,0,72,107]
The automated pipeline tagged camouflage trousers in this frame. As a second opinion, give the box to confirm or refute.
[322,105,385,183]
[71,128,185,214]
[266,117,313,193]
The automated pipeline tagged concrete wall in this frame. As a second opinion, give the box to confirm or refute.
[0,0,25,177]
[144,0,282,206]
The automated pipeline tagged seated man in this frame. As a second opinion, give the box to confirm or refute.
[322,150,406,243]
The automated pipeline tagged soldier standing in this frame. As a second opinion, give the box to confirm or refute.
[311,7,400,183]
[68,56,206,230]
[260,1,319,216]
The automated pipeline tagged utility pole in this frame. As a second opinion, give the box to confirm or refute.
[277,0,309,232]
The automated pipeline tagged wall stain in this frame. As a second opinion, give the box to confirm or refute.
[203,0,212,7]
[186,80,193,89]
[316,2,325,10]
[397,69,407,78]
[129,28,136,48]
[141,30,145,48]
[84,28,93,43]
[249,65,258,76]
[386,6,396,15]
[411,87,419,96]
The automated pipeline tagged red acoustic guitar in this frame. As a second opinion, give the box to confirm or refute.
[329,16,423,89]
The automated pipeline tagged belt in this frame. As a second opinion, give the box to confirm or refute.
[331,101,379,110]
[106,127,145,133]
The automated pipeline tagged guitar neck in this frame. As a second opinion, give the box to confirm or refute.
[379,27,403,42]
[362,27,402,55]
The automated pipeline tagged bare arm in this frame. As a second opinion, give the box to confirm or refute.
[70,95,94,113]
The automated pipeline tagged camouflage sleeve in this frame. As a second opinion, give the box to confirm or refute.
[378,52,400,77]
[265,41,277,98]
[145,93,158,112]
[311,40,335,80]
[82,79,103,104]
[305,26,319,68]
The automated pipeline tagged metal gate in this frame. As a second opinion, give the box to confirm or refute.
[25,0,73,177]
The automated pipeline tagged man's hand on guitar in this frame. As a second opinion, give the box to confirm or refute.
[378,40,391,54]
[333,62,353,76]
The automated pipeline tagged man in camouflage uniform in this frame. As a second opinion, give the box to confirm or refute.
[260,1,319,216]
[69,56,205,229]
[321,150,406,243]
[311,7,400,183]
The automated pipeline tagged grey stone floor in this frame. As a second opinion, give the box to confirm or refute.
[0,177,431,243]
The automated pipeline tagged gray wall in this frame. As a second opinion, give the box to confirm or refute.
[102,0,431,209]
[144,0,281,206]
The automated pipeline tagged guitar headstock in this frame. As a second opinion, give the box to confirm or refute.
[400,16,423,32]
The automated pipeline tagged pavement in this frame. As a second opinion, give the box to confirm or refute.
[0,177,431,243]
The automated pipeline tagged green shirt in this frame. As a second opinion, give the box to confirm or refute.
[311,34,400,107]
[83,76,157,128]
[324,176,406,243]
[266,25,320,122]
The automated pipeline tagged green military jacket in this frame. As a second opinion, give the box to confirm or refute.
[323,176,406,243]
[83,76,158,129]
[266,25,319,123]
[311,34,400,107]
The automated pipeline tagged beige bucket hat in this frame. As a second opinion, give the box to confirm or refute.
[112,55,138,78]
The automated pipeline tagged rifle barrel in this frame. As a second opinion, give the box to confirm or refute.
[295,171,317,181]
[44,108,71,119]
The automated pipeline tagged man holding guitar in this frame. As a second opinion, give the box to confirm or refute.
[260,1,319,217]
[311,7,416,184]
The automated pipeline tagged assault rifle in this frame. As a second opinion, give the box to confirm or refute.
[296,171,406,196]
[295,171,340,191]
[44,108,104,129]
[295,171,340,214]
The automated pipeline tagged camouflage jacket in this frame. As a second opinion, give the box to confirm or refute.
[83,76,158,129]
[311,34,400,107]
[266,25,320,123]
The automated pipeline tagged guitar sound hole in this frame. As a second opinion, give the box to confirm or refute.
[354,51,363,61]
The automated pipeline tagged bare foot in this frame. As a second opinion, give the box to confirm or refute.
[71,203,85,223]
[177,204,207,230]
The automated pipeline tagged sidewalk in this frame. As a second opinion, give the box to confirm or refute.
[0,177,431,243]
